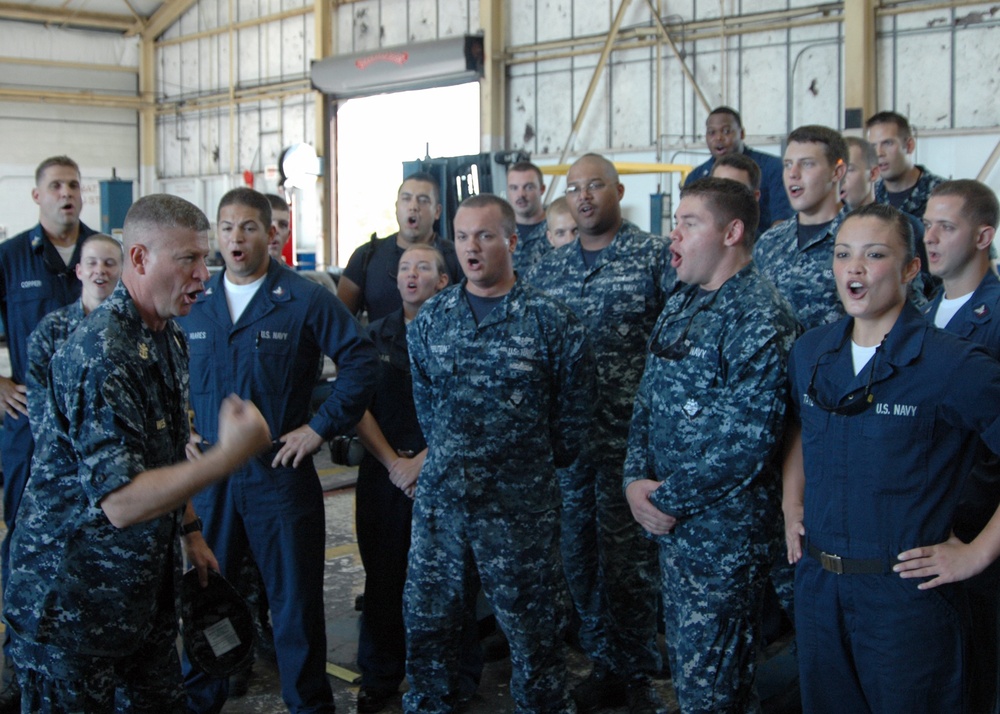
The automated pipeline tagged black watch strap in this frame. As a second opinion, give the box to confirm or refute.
[181,517,203,536]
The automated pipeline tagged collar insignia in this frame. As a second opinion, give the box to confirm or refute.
[682,399,701,418]
[273,286,285,296]
[974,304,989,318]
[138,342,149,360]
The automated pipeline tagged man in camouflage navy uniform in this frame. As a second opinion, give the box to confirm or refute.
[625,177,797,713]
[866,111,945,220]
[750,125,848,638]
[754,125,849,332]
[525,153,674,713]
[405,193,596,714]
[3,194,270,712]
[508,161,553,274]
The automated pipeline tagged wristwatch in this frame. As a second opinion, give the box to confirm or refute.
[181,517,203,536]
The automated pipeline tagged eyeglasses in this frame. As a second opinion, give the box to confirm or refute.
[648,289,719,360]
[566,181,608,196]
[806,338,884,416]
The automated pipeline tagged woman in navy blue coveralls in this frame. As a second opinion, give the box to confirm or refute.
[783,203,1000,714]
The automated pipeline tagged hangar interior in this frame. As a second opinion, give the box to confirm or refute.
[0,0,997,711]
[0,0,996,263]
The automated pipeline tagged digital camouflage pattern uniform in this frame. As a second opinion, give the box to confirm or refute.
[0,221,96,615]
[5,283,190,711]
[873,165,945,218]
[624,264,797,714]
[513,220,552,276]
[404,278,596,714]
[752,210,849,621]
[25,298,85,432]
[525,220,674,680]
[753,209,849,332]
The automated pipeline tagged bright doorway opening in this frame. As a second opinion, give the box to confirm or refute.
[335,82,481,267]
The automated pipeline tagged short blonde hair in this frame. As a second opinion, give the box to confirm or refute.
[546,196,572,221]
[400,244,447,276]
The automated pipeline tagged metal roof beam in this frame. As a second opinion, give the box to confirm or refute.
[0,2,133,31]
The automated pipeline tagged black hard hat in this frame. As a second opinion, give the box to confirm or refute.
[180,568,255,678]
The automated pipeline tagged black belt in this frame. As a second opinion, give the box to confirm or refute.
[807,543,895,575]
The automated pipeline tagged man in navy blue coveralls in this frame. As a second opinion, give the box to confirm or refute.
[684,107,794,233]
[179,188,378,713]
[921,180,1000,713]
[0,155,97,708]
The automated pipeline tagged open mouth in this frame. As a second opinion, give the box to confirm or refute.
[787,185,804,199]
[847,280,867,298]
[670,249,682,269]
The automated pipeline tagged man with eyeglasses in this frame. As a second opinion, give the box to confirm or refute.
[507,161,553,274]
[338,172,462,322]
[525,153,675,714]
[624,177,797,713]
[685,106,793,232]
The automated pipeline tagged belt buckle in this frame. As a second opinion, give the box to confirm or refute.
[820,551,844,574]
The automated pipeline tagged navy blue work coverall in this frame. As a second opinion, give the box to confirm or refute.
[923,269,1000,713]
[0,222,94,629]
[685,146,793,233]
[790,303,1000,714]
[179,259,377,713]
